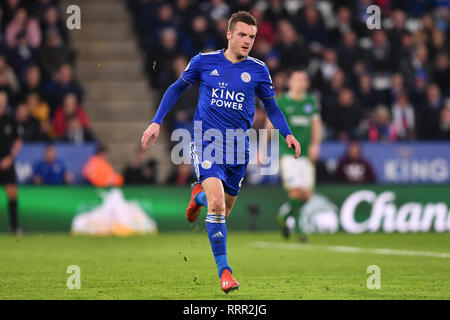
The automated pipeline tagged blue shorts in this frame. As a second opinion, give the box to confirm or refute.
[190,143,248,196]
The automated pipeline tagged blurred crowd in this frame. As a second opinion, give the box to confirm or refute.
[3,0,449,187]
[0,0,96,145]
[127,0,450,141]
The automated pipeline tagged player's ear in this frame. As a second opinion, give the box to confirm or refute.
[226,29,231,40]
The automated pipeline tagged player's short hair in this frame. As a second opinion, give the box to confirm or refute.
[227,11,257,31]
[287,66,308,78]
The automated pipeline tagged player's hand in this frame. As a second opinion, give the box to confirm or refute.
[286,135,301,159]
[308,143,320,162]
[141,122,160,151]
[0,155,13,170]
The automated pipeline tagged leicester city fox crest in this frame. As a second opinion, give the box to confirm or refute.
[240,72,251,83]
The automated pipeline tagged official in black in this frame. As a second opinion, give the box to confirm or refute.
[0,90,23,234]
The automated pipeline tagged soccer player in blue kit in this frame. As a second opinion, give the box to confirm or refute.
[141,11,301,293]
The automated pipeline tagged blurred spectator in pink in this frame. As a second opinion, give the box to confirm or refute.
[5,7,41,49]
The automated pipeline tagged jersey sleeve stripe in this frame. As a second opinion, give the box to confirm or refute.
[180,76,192,85]
[200,50,221,55]
[247,56,265,66]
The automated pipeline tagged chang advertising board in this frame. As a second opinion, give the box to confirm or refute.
[339,190,450,233]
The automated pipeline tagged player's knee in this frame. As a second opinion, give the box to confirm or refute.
[5,186,17,200]
[289,188,311,201]
[208,196,226,215]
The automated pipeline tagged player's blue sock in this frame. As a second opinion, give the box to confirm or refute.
[194,192,208,207]
[206,213,231,278]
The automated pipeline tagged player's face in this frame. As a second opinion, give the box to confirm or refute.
[227,22,257,58]
[289,71,309,93]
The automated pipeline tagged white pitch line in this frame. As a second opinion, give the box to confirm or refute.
[251,241,450,259]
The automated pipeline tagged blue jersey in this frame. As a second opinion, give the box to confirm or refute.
[181,49,275,134]
[33,159,67,184]
[151,49,292,194]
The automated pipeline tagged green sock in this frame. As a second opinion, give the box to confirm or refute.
[291,199,304,234]
[278,199,302,229]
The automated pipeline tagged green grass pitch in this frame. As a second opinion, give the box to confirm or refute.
[0,231,449,300]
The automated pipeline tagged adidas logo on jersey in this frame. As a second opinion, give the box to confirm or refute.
[210,69,220,76]
[212,231,224,238]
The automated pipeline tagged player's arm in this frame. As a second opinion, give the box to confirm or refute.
[141,77,190,150]
[309,116,322,161]
[261,97,301,158]
[141,54,201,150]
[257,65,300,158]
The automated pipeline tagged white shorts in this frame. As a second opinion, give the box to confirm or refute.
[280,156,315,190]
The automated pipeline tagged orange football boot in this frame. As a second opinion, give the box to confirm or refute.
[220,269,240,293]
[186,182,204,222]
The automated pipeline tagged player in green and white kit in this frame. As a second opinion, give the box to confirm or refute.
[269,68,322,240]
